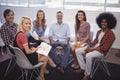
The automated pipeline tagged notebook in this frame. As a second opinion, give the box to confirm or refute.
[36,42,52,56]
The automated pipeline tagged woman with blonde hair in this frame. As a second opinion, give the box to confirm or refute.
[13,17,56,80]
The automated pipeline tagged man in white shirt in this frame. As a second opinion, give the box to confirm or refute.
[49,11,71,73]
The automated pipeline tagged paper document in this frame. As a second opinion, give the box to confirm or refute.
[36,42,52,56]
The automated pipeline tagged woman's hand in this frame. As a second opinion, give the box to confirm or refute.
[37,45,41,49]
[31,47,37,52]
[75,41,81,48]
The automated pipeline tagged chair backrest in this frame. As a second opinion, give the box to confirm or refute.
[9,45,34,69]
[0,35,5,47]
[90,31,94,42]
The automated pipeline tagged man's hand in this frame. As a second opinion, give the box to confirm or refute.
[85,46,94,53]
[51,40,55,45]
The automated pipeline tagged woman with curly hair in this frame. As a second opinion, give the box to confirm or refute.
[75,12,117,80]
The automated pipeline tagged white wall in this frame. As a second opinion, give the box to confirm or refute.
[0,6,120,49]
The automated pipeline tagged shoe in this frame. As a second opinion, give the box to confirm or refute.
[57,67,65,73]
[71,63,80,70]
[82,76,90,80]
[71,63,75,67]
[74,69,85,74]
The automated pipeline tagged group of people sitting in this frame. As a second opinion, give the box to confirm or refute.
[0,9,117,80]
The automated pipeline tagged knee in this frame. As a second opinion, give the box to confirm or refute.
[44,56,49,62]
[71,46,75,52]
[86,53,92,61]
[75,48,82,55]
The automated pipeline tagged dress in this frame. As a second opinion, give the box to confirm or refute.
[76,22,90,44]
[14,31,38,65]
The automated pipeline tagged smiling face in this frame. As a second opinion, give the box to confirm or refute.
[37,11,44,20]
[77,12,85,22]
[101,19,108,30]
[56,12,63,24]
[5,11,14,23]
[22,18,31,32]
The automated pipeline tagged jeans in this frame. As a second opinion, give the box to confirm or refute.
[49,41,71,68]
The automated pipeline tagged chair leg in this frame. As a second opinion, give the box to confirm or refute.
[17,69,26,80]
[25,70,28,80]
[90,59,111,78]
[34,69,42,80]
[4,57,16,76]
[90,59,100,78]
[100,61,111,77]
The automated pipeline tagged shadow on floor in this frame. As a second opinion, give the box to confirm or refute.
[0,54,83,80]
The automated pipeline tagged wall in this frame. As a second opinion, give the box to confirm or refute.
[0,6,120,49]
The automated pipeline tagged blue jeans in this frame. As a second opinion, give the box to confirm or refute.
[49,41,71,68]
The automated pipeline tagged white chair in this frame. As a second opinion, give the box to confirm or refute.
[0,35,5,55]
[9,45,43,80]
[4,46,17,76]
[90,47,112,78]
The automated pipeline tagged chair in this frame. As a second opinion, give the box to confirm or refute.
[90,31,94,42]
[9,45,43,80]
[90,47,112,78]
[0,45,16,76]
[0,35,5,55]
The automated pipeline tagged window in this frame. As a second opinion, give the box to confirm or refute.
[0,0,120,12]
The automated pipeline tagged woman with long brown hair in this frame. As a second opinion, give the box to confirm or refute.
[33,10,46,42]
[71,10,90,69]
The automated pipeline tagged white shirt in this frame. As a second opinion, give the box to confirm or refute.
[94,31,105,48]
[49,22,70,41]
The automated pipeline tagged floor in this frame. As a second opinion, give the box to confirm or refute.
[0,48,120,80]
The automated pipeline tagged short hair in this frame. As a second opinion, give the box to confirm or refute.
[3,9,14,18]
[96,12,117,29]
[56,11,63,15]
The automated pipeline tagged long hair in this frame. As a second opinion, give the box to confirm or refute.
[96,12,117,29]
[18,17,31,32]
[75,10,86,31]
[35,10,46,30]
